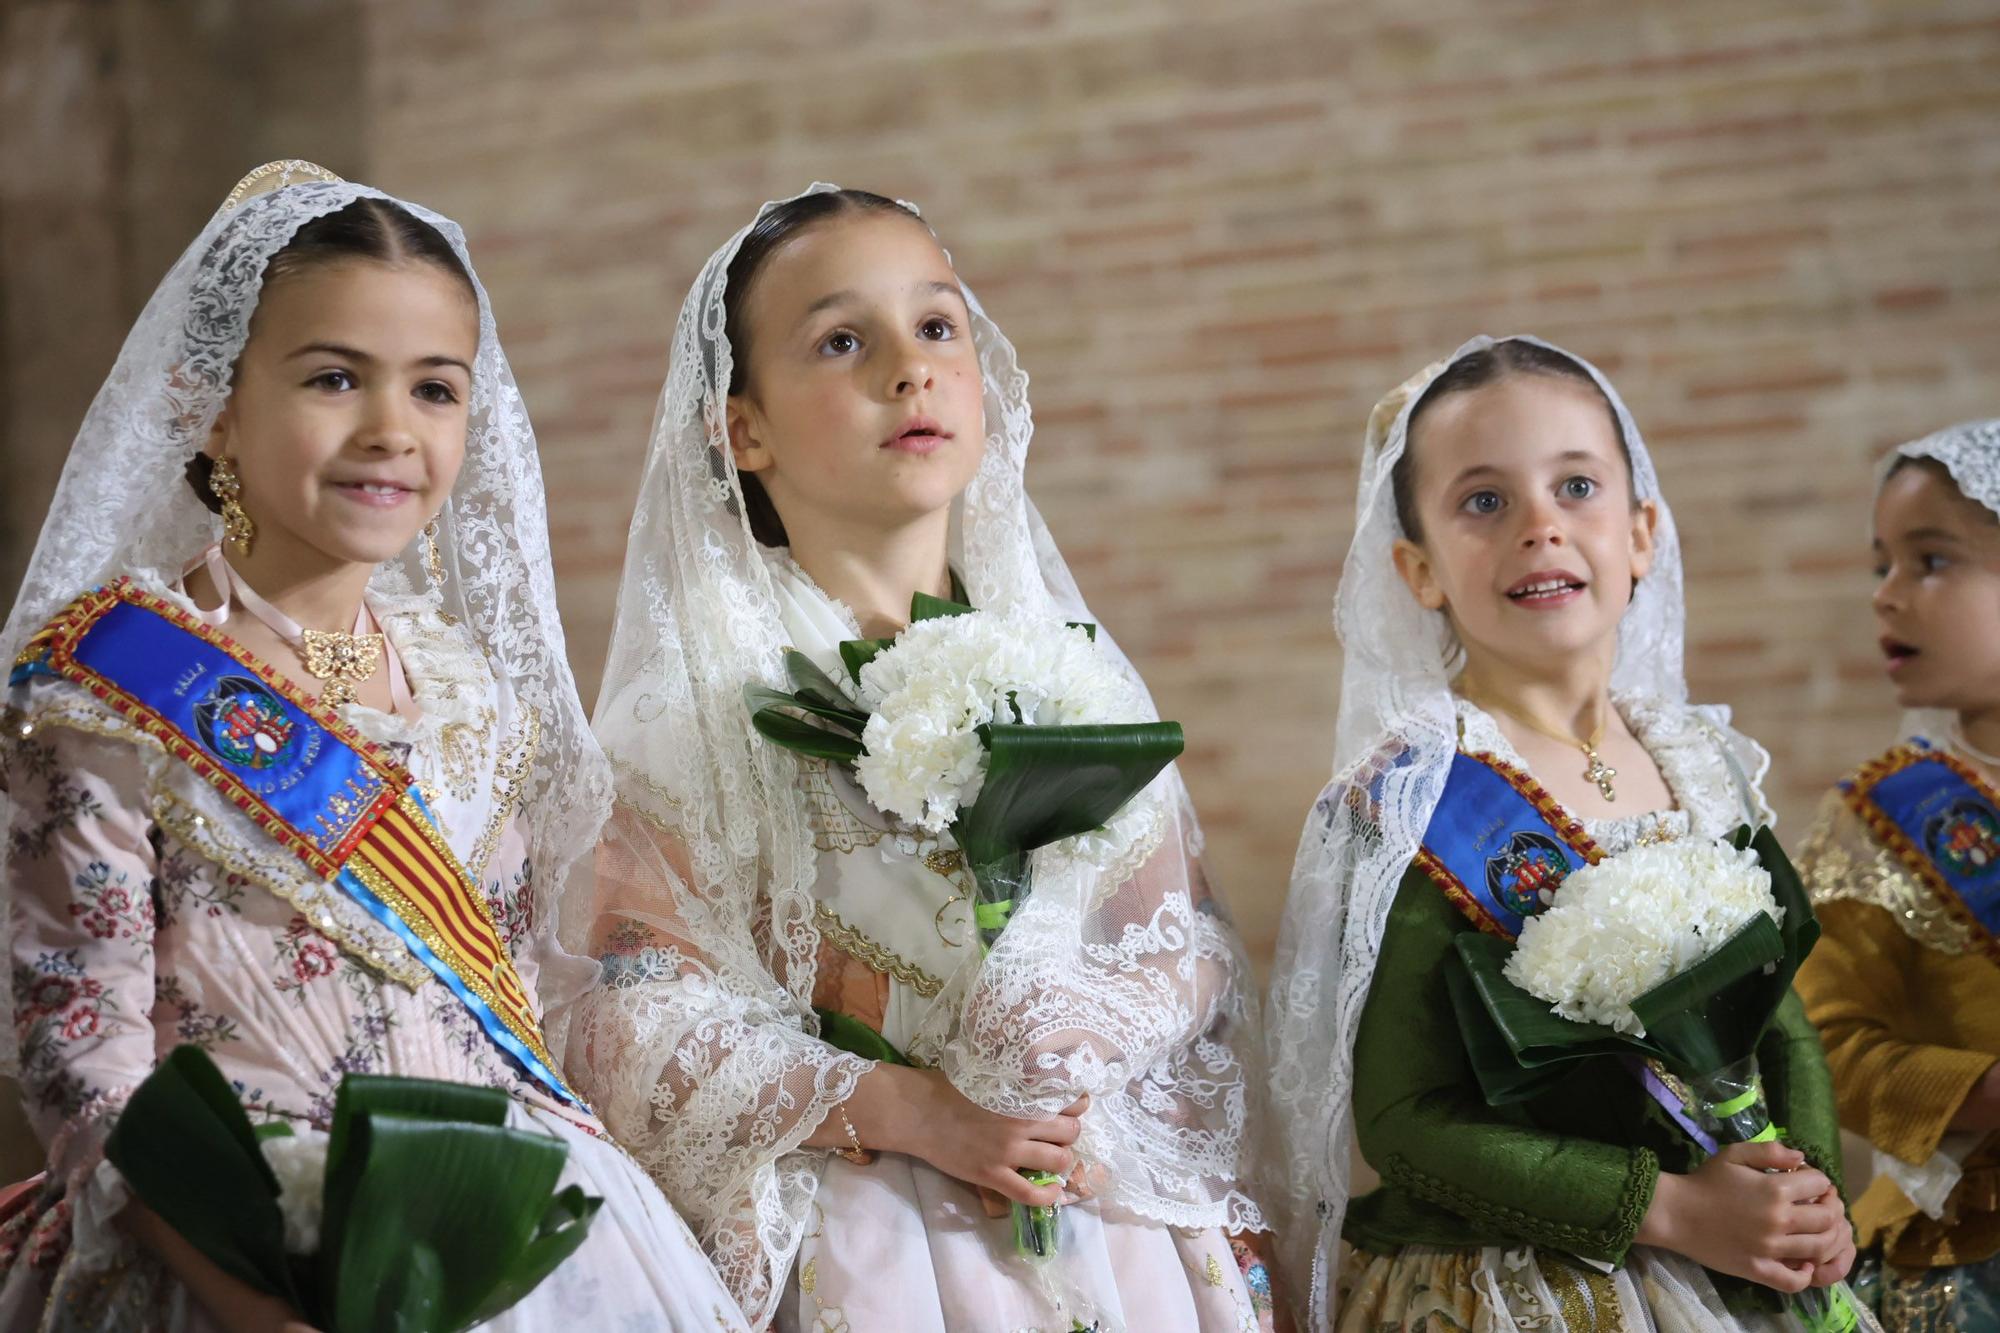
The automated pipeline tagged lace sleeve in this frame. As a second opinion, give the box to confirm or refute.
[943,786,1266,1233]
[554,800,867,1326]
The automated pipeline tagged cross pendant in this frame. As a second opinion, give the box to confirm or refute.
[1583,749,1618,802]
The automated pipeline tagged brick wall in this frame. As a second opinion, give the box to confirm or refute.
[6,0,2000,990]
[353,0,2000,969]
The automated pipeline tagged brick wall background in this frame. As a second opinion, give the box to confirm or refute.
[5,0,1998,1177]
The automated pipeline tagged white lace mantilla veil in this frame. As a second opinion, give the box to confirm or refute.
[0,160,612,1075]
[1263,334,1775,1329]
[1888,418,2000,743]
[561,182,1267,1324]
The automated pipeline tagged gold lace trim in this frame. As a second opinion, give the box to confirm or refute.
[467,702,539,878]
[612,757,685,814]
[1800,803,1977,956]
[813,903,943,998]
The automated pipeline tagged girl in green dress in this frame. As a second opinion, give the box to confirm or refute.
[1265,336,1861,1332]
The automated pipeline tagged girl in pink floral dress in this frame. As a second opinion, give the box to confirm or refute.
[0,163,745,1332]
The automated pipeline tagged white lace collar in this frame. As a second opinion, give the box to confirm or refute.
[1453,692,1745,848]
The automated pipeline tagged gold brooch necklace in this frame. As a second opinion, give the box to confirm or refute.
[216,552,383,708]
[1466,691,1619,802]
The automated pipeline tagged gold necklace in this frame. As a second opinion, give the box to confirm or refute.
[1467,693,1619,802]
[217,552,383,708]
[299,629,386,708]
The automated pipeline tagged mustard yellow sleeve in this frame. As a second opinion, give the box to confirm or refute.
[1794,795,1998,1166]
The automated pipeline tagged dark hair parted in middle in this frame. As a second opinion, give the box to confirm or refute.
[1391,339,1633,543]
[184,196,478,513]
[720,188,924,547]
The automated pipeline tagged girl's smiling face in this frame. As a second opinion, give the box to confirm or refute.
[1392,372,1658,679]
[205,257,477,573]
[724,210,987,539]
[1872,459,2000,711]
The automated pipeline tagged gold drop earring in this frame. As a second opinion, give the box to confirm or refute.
[210,457,255,556]
[422,517,446,590]
[421,516,459,625]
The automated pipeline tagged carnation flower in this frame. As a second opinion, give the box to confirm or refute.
[851,608,1155,859]
[1503,838,1782,1036]
[259,1127,330,1253]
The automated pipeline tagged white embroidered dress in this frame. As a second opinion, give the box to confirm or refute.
[755,557,1268,1332]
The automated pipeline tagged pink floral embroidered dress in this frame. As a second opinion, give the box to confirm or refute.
[0,572,748,1331]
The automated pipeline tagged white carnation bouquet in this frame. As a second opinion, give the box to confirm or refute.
[850,604,1159,865]
[1504,839,1781,1037]
[1450,828,1859,1332]
[746,591,1184,1262]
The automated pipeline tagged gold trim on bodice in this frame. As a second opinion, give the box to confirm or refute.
[813,904,944,998]
[1801,803,1978,956]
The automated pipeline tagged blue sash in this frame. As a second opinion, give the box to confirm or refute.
[12,584,582,1108]
[1416,750,1603,938]
[1843,739,2000,956]
[1421,749,1728,1148]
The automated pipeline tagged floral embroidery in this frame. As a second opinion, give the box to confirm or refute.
[305,997,397,1126]
[485,856,533,953]
[1230,1234,1275,1320]
[0,1182,69,1273]
[605,918,649,955]
[273,915,342,994]
[14,950,116,1118]
[4,731,60,784]
[155,972,240,1049]
[153,845,246,925]
[10,776,104,861]
[68,860,154,943]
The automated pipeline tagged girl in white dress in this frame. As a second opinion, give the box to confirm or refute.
[559,184,1280,1332]
[0,162,747,1332]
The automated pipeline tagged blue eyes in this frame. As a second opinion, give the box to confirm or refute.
[1458,476,1598,516]
[816,316,959,358]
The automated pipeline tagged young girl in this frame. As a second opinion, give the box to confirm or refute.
[1794,419,2000,1330]
[556,184,1278,1332]
[0,162,746,1331]
[1264,336,1860,1331]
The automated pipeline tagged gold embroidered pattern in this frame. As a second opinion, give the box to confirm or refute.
[814,903,944,998]
[1541,1254,1621,1331]
[800,759,886,853]
[1204,1253,1225,1287]
[1801,803,1977,956]
[468,703,539,878]
[435,705,498,803]
[799,1258,817,1295]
